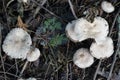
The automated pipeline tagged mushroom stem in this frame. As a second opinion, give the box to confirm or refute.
[19,61,29,77]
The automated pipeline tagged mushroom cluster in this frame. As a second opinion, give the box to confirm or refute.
[2,28,41,61]
[66,10,114,68]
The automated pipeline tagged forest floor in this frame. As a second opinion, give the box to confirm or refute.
[0,0,120,80]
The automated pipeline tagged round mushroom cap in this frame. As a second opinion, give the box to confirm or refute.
[101,1,115,13]
[90,37,114,59]
[73,48,94,68]
[26,77,36,80]
[2,28,32,59]
[27,47,40,62]
[92,17,109,43]
[66,19,89,42]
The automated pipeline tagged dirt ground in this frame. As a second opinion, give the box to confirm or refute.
[0,0,120,80]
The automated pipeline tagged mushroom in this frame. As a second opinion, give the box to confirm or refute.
[26,77,36,80]
[2,28,32,59]
[22,0,27,3]
[101,1,115,13]
[18,77,36,80]
[66,17,109,43]
[91,17,109,44]
[66,19,88,42]
[90,37,114,59]
[27,47,41,62]
[73,48,94,68]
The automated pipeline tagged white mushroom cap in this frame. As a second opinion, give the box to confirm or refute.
[66,18,89,42]
[22,0,27,3]
[18,77,36,80]
[26,77,36,80]
[2,28,32,59]
[73,48,94,68]
[75,17,109,40]
[90,37,114,59]
[27,47,40,62]
[101,1,115,13]
[66,17,109,42]
[92,17,109,43]
[66,20,87,42]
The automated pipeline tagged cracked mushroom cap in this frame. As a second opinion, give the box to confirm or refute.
[75,17,109,40]
[27,47,40,62]
[90,37,114,59]
[65,18,90,42]
[2,28,32,59]
[66,17,109,42]
[73,48,94,68]
[101,1,115,13]
[91,17,109,43]
[26,77,36,80]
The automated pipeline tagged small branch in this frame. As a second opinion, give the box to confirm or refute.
[19,61,29,77]
[93,59,102,80]
[33,0,47,18]
[0,24,7,80]
[107,9,120,80]
[109,9,120,36]
[68,0,78,19]
[31,0,61,20]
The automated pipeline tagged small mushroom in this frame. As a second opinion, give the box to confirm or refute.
[90,37,114,59]
[2,28,32,59]
[66,17,109,43]
[27,47,40,62]
[73,48,94,68]
[101,1,115,13]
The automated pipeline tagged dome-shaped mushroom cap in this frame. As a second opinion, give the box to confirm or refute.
[66,17,109,42]
[73,48,94,68]
[26,77,36,80]
[65,19,89,42]
[18,77,36,80]
[101,1,115,13]
[27,47,40,62]
[90,37,114,59]
[92,17,109,42]
[78,17,109,40]
[2,28,32,59]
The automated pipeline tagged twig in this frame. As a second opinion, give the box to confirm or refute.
[107,46,119,80]
[0,24,7,80]
[109,8,120,36]
[44,62,50,80]
[107,9,120,80]
[66,63,69,80]
[93,59,102,80]
[2,0,10,30]
[19,61,29,77]
[69,63,72,80]
[33,0,47,18]
[31,0,62,20]
[15,59,19,75]
[93,8,120,80]
[68,0,78,19]
[0,71,19,78]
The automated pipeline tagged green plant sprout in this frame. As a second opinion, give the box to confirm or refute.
[42,17,67,47]
[43,17,61,32]
[49,34,67,47]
